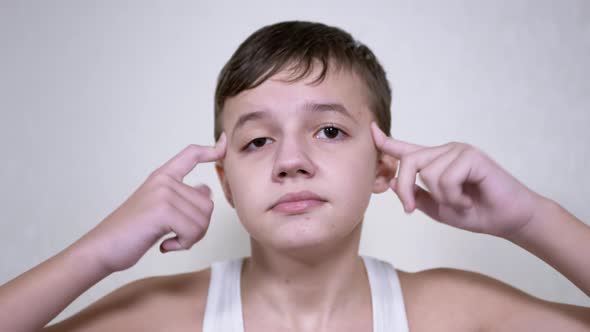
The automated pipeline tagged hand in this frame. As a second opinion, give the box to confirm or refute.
[370,122,545,238]
[79,133,227,273]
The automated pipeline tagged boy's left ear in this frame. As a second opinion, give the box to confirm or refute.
[372,152,398,194]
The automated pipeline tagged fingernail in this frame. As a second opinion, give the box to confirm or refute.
[216,133,224,145]
[370,122,378,134]
[165,241,181,251]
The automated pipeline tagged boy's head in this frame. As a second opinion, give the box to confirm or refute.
[213,21,397,252]
[213,20,392,141]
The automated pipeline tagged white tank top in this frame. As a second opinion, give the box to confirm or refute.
[202,255,409,332]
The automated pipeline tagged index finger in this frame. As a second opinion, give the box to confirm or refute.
[370,122,423,158]
[156,132,227,181]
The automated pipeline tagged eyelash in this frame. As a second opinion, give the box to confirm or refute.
[241,125,348,152]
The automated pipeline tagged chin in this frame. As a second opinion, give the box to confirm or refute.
[261,219,356,252]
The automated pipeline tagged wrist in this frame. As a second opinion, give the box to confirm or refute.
[505,194,559,246]
[64,236,114,280]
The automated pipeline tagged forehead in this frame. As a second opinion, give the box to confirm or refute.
[222,66,372,129]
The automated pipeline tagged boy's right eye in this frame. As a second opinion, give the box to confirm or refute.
[243,137,273,152]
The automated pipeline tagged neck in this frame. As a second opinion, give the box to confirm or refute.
[240,221,371,329]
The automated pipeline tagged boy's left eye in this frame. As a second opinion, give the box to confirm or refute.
[316,125,346,140]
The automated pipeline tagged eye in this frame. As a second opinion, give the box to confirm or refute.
[316,125,347,140]
[242,137,273,152]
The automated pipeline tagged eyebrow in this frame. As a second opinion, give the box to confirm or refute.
[231,102,357,136]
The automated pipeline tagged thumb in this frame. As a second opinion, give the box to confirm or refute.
[160,236,182,253]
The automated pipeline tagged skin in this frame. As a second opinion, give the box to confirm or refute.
[2,62,589,332]
[215,66,397,330]
[212,64,590,330]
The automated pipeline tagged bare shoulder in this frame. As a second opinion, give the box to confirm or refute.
[396,267,590,332]
[45,267,211,332]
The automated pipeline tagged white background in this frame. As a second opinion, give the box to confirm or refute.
[1,0,589,325]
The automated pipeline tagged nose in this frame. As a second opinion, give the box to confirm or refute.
[271,137,316,182]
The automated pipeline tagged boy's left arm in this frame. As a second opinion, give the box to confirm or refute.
[506,194,590,298]
[370,122,590,330]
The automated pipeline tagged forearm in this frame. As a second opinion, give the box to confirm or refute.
[0,238,111,332]
[506,196,590,297]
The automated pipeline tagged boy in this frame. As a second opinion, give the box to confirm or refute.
[1,20,590,331]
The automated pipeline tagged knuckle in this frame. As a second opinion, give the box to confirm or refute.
[446,141,469,153]
[438,184,454,204]
[156,200,176,216]
[148,168,161,179]
[418,169,429,180]
[399,154,412,165]
[194,214,209,230]
[447,141,464,148]
[204,199,214,214]
[148,171,172,186]
[187,224,204,244]
[418,170,433,187]
[154,185,175,200]
[462,142,475,150]
[439,173,454,188]
[148,169,165,180]
[459,142,474,152]
[442,142,455,149]
[179,226,200,248]
[194,231,206,243]
[460,145,479,160]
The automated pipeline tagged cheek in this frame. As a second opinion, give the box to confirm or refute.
[335,137,378,180]
[323,142,377,206]
[224,155,267,210]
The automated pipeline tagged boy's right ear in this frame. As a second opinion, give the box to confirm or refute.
[215,161,235,208]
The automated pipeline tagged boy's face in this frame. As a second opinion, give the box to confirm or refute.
[215,64,396,251]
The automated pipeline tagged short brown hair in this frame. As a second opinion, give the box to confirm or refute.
[213,20,392,140]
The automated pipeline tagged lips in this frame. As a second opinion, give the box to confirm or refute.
[270,190,327,213]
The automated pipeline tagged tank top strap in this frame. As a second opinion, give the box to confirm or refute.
[202,257,245,332]
[361,255,409,332]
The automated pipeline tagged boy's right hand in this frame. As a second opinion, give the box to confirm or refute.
[80,133,227,273]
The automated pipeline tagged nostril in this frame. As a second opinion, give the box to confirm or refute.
[278,169,308,178]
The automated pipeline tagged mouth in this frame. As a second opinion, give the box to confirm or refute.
[270,190,327,214]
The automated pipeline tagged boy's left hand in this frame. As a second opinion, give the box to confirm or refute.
[370,122,546,239]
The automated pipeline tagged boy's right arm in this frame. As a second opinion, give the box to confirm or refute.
[0,134,227,332]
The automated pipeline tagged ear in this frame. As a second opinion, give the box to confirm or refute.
[215,161,235,208]
[372,152,398,194]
